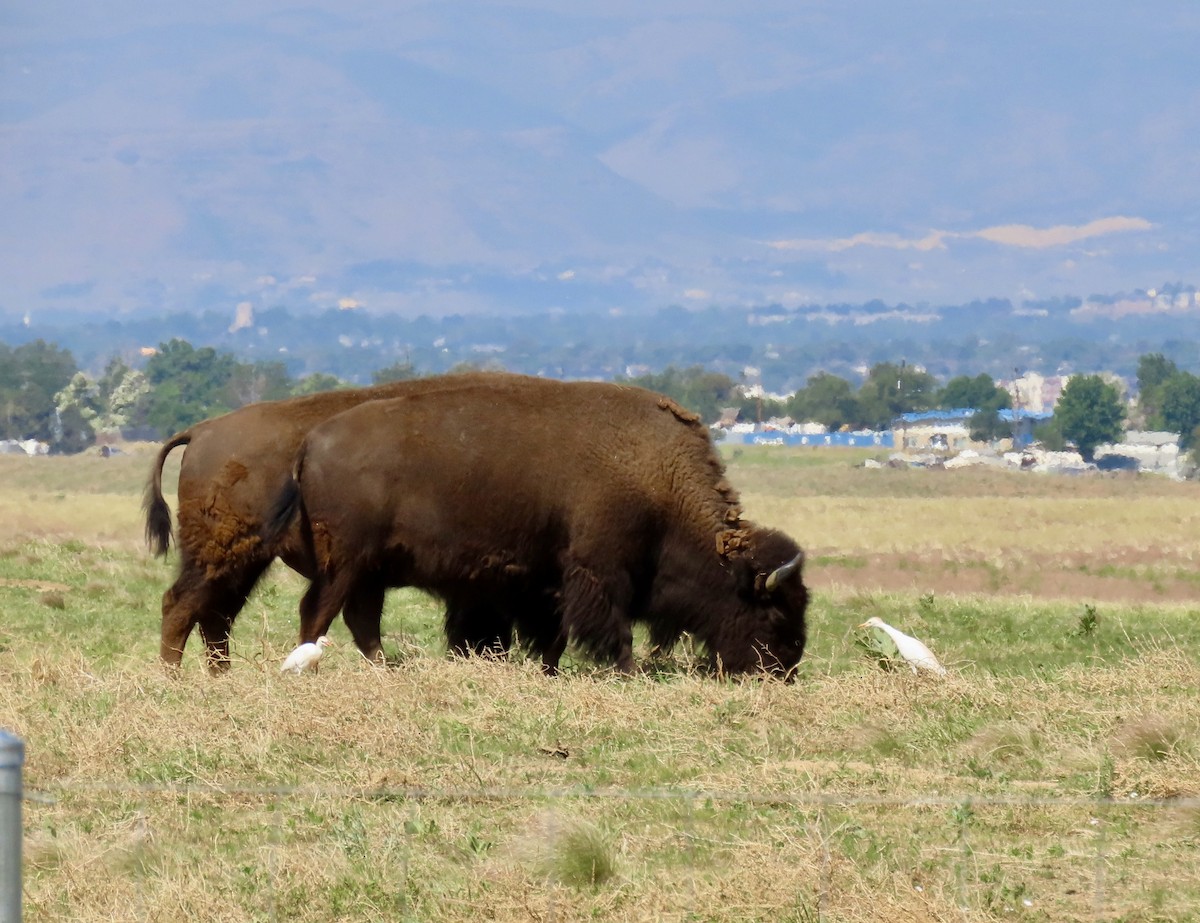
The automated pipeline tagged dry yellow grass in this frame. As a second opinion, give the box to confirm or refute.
[2,446,1200,921]
[0,449,173,551]
[730,455,1200,605]
[4,647,1199,921]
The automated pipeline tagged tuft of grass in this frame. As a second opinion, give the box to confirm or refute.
[543,818,618,889]
[966,722,1045,776]
[39,590,66,609]
[1115,716,1187,763]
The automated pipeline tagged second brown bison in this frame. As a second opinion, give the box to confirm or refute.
[144,372,547,670]
[263,378,809,675]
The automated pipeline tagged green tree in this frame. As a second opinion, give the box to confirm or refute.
[938,373,1012,412]
[373,360,420,384]
[856,362,938,430]
[938,373,1012,443]
[143,339,239,436]
[967,407,1010,443]
[1135,353,1179,428]
[1159,371,1200,450]
[224,360,292,407]
[786,372,860,430]
[96,358,151,434]
[53,404,95,454]
[54,372,102,423]
[621,365,737,422]
[0,340,81,442]
[53,371,101,452]
[292,372,347,395]
[1054,374,1125,460]
[1034,417,1066,451]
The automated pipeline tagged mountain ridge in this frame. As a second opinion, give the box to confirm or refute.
[4,3,1198,318]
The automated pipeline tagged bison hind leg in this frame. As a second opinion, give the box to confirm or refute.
[161,555,269,672]
[297,566,357,652]
[342,579,387,664]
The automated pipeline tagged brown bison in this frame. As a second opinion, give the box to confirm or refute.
[262,378,809,675]
[144,372,547,670]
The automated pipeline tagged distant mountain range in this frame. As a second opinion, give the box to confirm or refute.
[3,3,1199,321]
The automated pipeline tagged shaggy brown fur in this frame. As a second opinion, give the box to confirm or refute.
[263,378,809,675]
[144,372,554,670]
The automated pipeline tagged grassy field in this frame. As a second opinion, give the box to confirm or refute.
[1,446,1199,922]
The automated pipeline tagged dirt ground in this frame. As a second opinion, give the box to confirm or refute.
[810,548,1200,604]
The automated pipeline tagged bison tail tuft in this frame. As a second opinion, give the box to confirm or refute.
[142,430,192,557]
[144,493,173,557]
[262,476,303,548]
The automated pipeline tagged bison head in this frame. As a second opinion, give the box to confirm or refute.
[717,527,809,677]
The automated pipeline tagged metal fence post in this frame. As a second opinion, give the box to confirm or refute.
[0,731,24,923]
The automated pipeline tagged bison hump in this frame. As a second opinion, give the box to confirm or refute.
[657,397,701,425]
[716,528,751,558]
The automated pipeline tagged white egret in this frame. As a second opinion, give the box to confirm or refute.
[280,636,331,674]
[858,617,947,676]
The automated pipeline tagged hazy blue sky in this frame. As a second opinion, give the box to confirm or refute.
[3,1,1198,317]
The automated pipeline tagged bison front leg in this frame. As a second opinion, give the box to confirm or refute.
[561,562,636,673]
[512,592,568,676]
[539,628,568,676]
[444,598,514,660]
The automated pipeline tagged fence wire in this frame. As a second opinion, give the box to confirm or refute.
[11,777,1200,921]
[21,779,1200,809]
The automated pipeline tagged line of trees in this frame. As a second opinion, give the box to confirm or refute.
[622,362,1011,436]
[2,339,325,452]
[4,337,1200,459]
[621,357,1195,461]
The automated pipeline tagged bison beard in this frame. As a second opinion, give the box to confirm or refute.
[143,372,560,671]
[262,378,810,676]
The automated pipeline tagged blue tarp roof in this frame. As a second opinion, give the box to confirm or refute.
[897,408,1054,424]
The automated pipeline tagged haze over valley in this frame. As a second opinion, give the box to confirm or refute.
[4,2,1198,325]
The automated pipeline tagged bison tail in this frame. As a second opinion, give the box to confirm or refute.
[262,474,303,549]
[142,430,192,557]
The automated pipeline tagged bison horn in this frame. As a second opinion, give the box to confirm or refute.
[764,552,804,593]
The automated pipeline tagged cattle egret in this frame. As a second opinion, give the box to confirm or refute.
[280,636,331,674]
[858,617,947,676]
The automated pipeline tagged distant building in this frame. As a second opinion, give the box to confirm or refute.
[716,423,891,449]
[1004,372,1069,414]
[894,408,1054,451]
[229,301,255,333]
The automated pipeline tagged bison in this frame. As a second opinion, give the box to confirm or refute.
[262,378,809,676]
[144,372,549,670]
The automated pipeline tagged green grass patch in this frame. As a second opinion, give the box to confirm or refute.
[4,450,1200,921]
